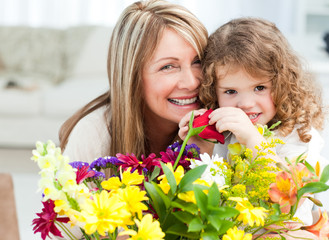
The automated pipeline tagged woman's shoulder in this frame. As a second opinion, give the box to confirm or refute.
[63,106,111,163]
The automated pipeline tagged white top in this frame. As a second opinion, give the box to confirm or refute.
[213,127,329,225]
[64,106,111,163]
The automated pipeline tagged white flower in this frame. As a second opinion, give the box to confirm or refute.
[190,153,227,187]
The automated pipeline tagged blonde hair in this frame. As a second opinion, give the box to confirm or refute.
[59,0,208,157]
[201,17,324,142]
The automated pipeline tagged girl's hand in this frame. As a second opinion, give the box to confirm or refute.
[208,107,265,150]
[178,108,214,154]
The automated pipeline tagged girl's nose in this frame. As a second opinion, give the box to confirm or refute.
[177,68,200,90]
[237,94,255,109]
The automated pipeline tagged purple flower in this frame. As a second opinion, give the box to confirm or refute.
[69,161,90,169]
[90,156,121,171]
[160,141,201,169]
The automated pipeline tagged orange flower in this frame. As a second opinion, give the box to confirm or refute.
[290,163,315,188]
[268,171,297,213]
[301,209,329,239]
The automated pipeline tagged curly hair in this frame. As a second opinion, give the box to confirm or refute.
[200,17,324,142]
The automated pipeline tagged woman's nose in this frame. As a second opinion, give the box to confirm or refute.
[177,67,200,90]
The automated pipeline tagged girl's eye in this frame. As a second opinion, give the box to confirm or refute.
[255,86,265,91]
[224,89,237,94]
[193,59,201,65]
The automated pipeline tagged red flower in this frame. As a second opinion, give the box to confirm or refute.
[32,200,70,240]
[192,109,225,144]
[116,153,161,174]
[76,165,95,184]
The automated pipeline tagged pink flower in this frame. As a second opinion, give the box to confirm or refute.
[301,209,329,239]
[268,171,297,213]
[116,153,161,174]
[32,200,70,240]
[290,163,317,188]
[76,165,95,184]
[192,109,225,144]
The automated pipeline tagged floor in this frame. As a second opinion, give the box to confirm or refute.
[0,147,42,240]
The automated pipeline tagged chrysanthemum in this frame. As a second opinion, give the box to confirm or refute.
[157,163,184,194]
[229,197,268,227]
[101,167,144,191]
[119,214,165,240]
[80,190,131,236]
[190,153,226,187]
[223,226,252,240]
[117,186,148,219]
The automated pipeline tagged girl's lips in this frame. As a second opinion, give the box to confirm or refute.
[247,113,261,124]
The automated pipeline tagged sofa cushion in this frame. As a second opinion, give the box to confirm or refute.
[0,26,65,84]
[67,26,112,80]
[42,77,108,118]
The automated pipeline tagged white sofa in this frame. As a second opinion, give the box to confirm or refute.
[0,25,112,147]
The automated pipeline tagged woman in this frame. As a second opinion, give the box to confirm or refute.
[59,0,208,167]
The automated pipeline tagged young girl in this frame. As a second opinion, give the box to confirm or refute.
[179,17,328,228]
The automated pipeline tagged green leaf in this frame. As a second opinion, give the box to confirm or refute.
[152,182,171,208]
[201,231,218,240]
[304,160,316,175]
[269,203,282,221]
[172,211,195,224]
[178,165,207,193]
[166,222,199,239]
[207,206,239,219]
[297,181,329,200]
[171,199,199,214]
[188,217,204,232]
[201,225,219,240]
[144,182,167,221]
[210,220,235,235]
[295,153,306,164]
[160,162,177,194]
[320,164,329,183]
[149,166,160,181]
[194,184,208,216]
[207,183,221,207]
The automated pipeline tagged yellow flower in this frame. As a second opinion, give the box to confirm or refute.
[157,163,184,194]
[178,179,210,204]
[101,167,144,191]
[223,226,252,240]
[119,214,165,240]
[229,197,268,227]
[81,190,131,236]
[117,186,148,219]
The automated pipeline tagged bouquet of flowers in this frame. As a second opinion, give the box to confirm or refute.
[32,110,329,240]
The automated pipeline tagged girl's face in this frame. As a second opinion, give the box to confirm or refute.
[142,28,201,126]
[216,67,276,126]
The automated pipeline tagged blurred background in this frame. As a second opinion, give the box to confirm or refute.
[0,0,328,239]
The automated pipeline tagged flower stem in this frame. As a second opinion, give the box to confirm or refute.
[56,221,78,240]
[173,130,192,170]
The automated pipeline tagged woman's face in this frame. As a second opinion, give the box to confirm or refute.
[142,28,201,127]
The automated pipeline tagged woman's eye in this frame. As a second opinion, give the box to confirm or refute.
[255,86,265,91]
[225,89,237,94]
[160,65,175,71]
